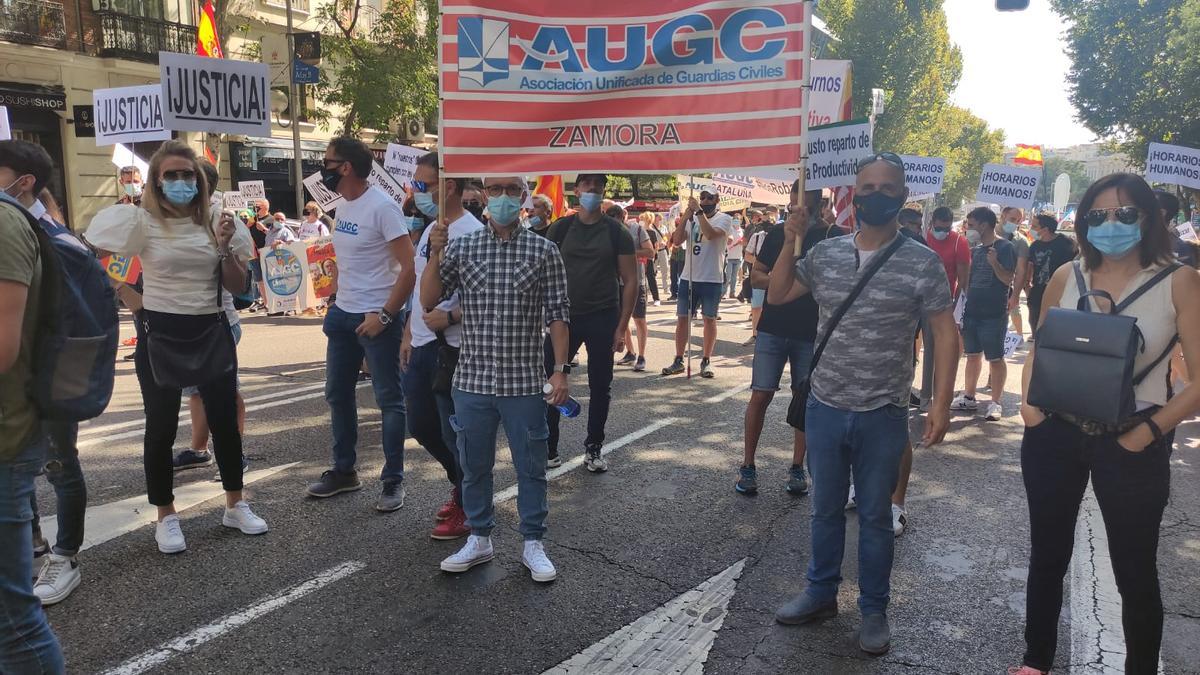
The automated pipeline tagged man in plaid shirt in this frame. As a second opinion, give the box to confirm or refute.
[420,174,571,583]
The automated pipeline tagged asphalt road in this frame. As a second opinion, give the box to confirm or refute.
[32,298,1200,674]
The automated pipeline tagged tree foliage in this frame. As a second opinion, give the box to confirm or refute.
[818,0,1003,206]
[314,0,440,140]
[1051,0,1200,166]
[1038,156,1093,203]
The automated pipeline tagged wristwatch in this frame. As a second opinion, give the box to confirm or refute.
[552,363,571,375]
[378,308,394,326]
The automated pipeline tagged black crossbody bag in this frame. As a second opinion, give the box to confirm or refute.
[1027,261,1180,426]
[431,330,459,395]
[787,234,906,430]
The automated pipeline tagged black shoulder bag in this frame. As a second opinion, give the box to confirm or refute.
[143,214,236,389]
[1027,261,1180,426]
[787,234,906,430]
[431,329,459,395]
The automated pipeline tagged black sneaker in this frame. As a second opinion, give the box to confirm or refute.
[662,357,685,376]
[306,470,363,498]
[173,448,214,471]
[583,443,608,473]
[617,352,636,366]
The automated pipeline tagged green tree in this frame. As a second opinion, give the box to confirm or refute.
[907,104,1006,207]
[1037,156,1092,203]
[1051,0,1200,166]
[314,0,440,139]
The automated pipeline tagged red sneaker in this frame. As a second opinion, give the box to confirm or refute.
[122,336,138,347]
[431,505,469,540]
[435,487,460,521]
[1007,666,1049,675]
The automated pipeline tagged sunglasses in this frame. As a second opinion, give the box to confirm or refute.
[162,170,196,181]
[302,210,312,216]
[1083,206,1141,228]
[856,152,905,173]
[463,200,483,208]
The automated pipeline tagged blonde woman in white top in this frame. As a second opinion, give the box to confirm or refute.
[85,141,268,555]
[1012,173,1200,675]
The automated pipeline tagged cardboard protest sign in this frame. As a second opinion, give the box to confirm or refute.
[713,173,791,206]
[303,161,406,213]
[804,119,874,190]
[384,143,426,185]
[676,175,748,213]
[92,85,170,147]
[1146,142,1200,191]
[238,180,266,202]
[976,164,1041,209]
[261,240,318,314]
[159,52,270,137]
[222,191,249,210]
[303,171,343,212]
[900,155,945,196]
[439,0,808,175]
[809,60,853,128]
[1177,221,1199,244]
[305,237,337,300]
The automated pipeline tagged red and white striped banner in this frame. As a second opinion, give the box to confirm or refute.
[439,0,808,176]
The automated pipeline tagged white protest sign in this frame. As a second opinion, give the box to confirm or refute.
[976,163,1041,209]
[675,175,749,212]
[303,171,344,211]
[384,143,426,185]
[1146,142,1200,191]
[900,155,945,195]
[222,191,249,210]
[367,161,407,209]
[808,60,853,128]
[0,106,10,141]
[1004,330,1024,358]
[804,119,874,190]
[238,180,266,202]
[1177,221,1199,244]
[159,52,270,137]
[713,173,791,206]
[92,85,170,147]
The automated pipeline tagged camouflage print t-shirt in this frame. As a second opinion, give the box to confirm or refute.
[795,232,952,412]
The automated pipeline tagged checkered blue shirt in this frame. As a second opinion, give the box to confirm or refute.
[438,225,570,397]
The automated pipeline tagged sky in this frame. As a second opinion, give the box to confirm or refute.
[942,0,1097,149]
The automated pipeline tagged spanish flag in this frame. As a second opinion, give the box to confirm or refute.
[1013,144,1044,166]
[196,0,223,58]
[534,175,567,220]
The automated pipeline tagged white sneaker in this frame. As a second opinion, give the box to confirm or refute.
[222,500,269,535]
[985,401,1003,421]
[653,300,661,307]
[845,484,857,510]
[33,554,81,605]
[440,534,494,573]
[892,504,908,537]
[950,394,979,411]
[155,515,186,554]
[523,540,558,582]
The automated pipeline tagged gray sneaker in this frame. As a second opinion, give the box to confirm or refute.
[376,482,406,512]
[785,465,809,495]
[859,613,891,655]
[735,465,758,495]
[306,470,362,498]
[583,444,608,473]
[661,358,685,376]
[775,592,838,625]
[699,358,714,378]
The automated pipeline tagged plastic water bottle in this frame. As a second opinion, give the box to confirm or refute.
[544,383,581,418]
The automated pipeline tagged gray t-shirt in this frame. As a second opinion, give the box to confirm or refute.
[795,233,953,411]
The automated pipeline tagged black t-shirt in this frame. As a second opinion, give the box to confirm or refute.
[1029,234,1077,289]
[756,221,842,341]
[547,214,635,316]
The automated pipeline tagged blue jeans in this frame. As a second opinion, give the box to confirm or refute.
[30,422,86,557]
[961,315,1007,361]
[750,331,814,392]
[450,389,549,540]
[724,258,741,297]
[323,304,407,484]
[803,396,909,615]
[400,342,462,496]
[676,280,722,318]
[0,440,65,674]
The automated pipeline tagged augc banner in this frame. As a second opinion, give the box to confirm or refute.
[440,0,807,176]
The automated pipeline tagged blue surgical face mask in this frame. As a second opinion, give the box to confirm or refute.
[414,191,438,218]
[1088,220,1142,258]
[162,179,198,206]
[527,215,544,229]
[578,192,603,212]
[406,215,425,232]
[489,195,522,226]
[932,229,950,241]
[1003,221,1019,235]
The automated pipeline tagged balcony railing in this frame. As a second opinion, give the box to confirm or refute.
[0,0,68,48]
[97,11,193,63]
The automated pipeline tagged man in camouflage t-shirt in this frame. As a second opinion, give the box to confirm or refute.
[765,156,960,656]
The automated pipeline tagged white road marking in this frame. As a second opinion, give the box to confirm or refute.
[100,560,366,675]
[77,383,367,449]
[1069,488,1166,674]
[38,463,298,553]
[704,381,752,404]
[542,558,746,674]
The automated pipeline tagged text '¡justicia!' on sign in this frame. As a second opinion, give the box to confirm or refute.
[162,66,268,126]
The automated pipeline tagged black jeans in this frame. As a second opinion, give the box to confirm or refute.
[135,310,244,505]
[543,306,618,455]
[669,259,683,297]
[400,341,463,502]
[1028,285,1046,335]
[645,259,660,302]
[1020,414,1172,674]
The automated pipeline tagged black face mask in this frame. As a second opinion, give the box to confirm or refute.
[320,165,343,193]
[701,203,718,217]
[852,191,905,227]
[463,201,484,220]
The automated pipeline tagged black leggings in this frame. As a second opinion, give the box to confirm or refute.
[135,310,244,505]
[645,259,660,302]
[1019,414,1172,674]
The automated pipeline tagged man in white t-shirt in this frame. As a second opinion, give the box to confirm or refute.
[662,189,734,378]
[399,151,485,540]
[306,137,417,513]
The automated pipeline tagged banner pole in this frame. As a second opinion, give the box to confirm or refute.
[686,179,693,379]
[794,0,814,255]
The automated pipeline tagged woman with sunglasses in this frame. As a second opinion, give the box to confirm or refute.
[298,201,333,240]
[1010,173,1200,675]
[85,141,267,554]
